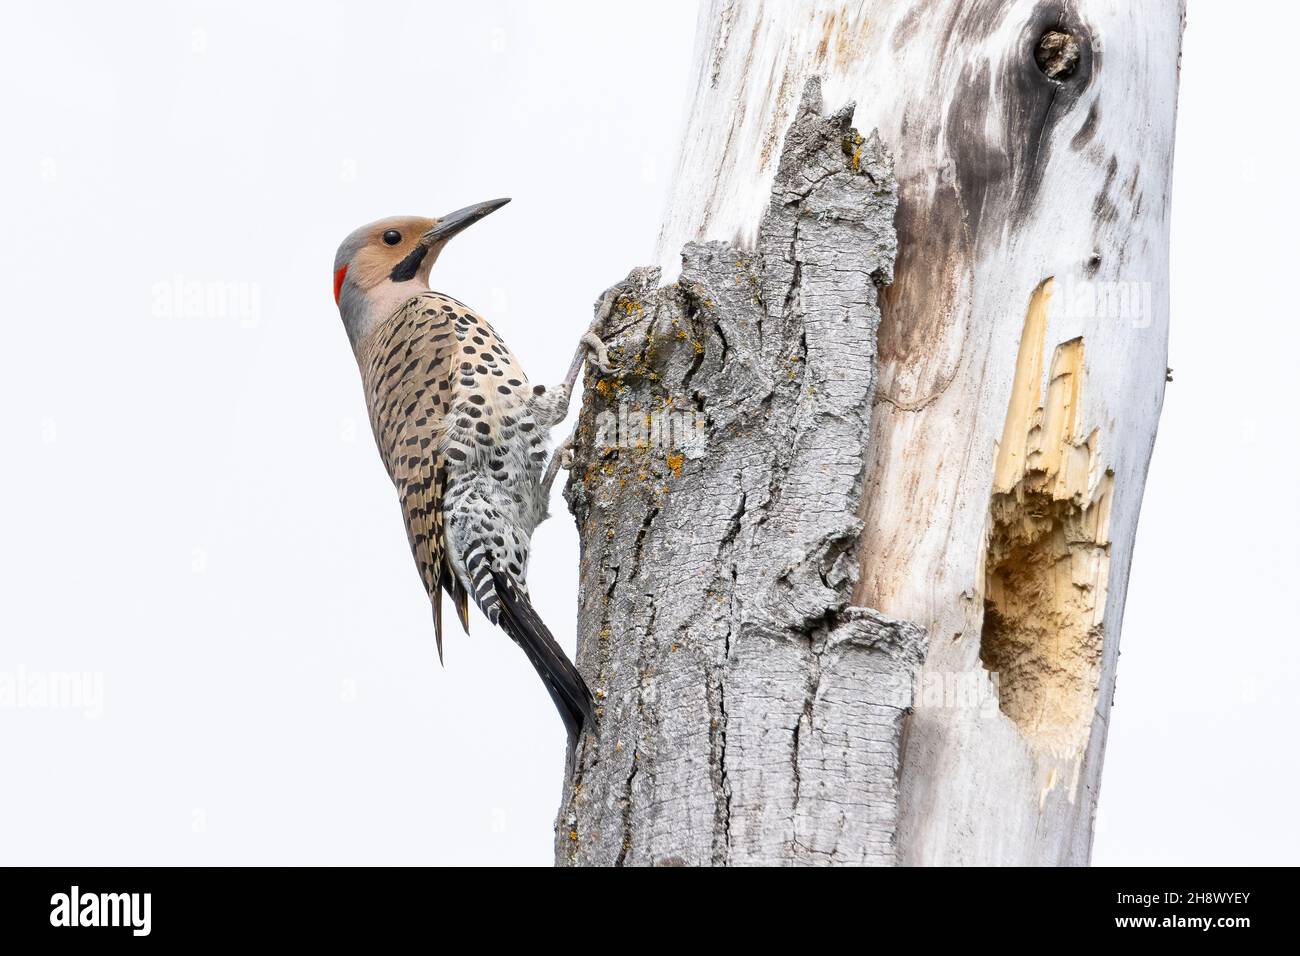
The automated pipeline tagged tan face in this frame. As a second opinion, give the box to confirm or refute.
[334,200,510,348]
[340,216,437,295]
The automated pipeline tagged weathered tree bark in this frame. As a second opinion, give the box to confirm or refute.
[558,0,1183,866]
[556,80,922,866]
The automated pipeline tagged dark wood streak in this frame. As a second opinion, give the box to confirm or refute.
[878,0,1095,399]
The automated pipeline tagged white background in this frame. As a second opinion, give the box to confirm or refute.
[1,1,1294,866]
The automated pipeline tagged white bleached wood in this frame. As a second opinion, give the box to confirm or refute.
[644,0,1183,865]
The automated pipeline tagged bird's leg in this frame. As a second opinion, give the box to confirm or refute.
[539,436,574,498]
[565,332,614,387]
[537,326,615,497]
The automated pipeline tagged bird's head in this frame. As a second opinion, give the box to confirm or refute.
[333,198,510,348]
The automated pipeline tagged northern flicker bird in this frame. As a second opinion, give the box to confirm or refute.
[333,199,607,744]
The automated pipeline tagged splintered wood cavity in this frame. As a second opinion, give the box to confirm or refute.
[982,279,1113,756]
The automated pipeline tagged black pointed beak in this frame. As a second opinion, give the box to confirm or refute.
[422,198,511,245]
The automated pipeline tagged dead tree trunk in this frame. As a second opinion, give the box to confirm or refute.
[557,0,1183,866]
[556,81,920,866]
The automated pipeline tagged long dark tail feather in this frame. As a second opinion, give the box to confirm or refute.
[452,577,470,634]
[431,594,444,665]
[490,568,595,746]
[433,564,471,667]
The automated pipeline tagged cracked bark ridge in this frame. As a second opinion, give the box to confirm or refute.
[555,78,925,867]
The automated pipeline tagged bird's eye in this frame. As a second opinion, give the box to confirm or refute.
[382,230,402,245]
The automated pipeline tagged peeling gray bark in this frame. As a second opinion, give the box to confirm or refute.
[554,80,925,867]
[652,1,1183,865]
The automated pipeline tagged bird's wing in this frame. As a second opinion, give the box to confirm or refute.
[361,294,467,659]
[397,448,451,660]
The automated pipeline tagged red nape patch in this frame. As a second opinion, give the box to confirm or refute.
[333,265,349,305]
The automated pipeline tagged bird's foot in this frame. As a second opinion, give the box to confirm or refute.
[559,325,616,395]
[580,331,615,376]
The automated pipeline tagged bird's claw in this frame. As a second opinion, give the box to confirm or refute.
[581,332,615,376]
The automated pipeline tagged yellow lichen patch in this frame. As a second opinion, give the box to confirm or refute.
[616,294,644,318]
[981,279,1113,760]
[840,129,867,172]
[665,453,684,477]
